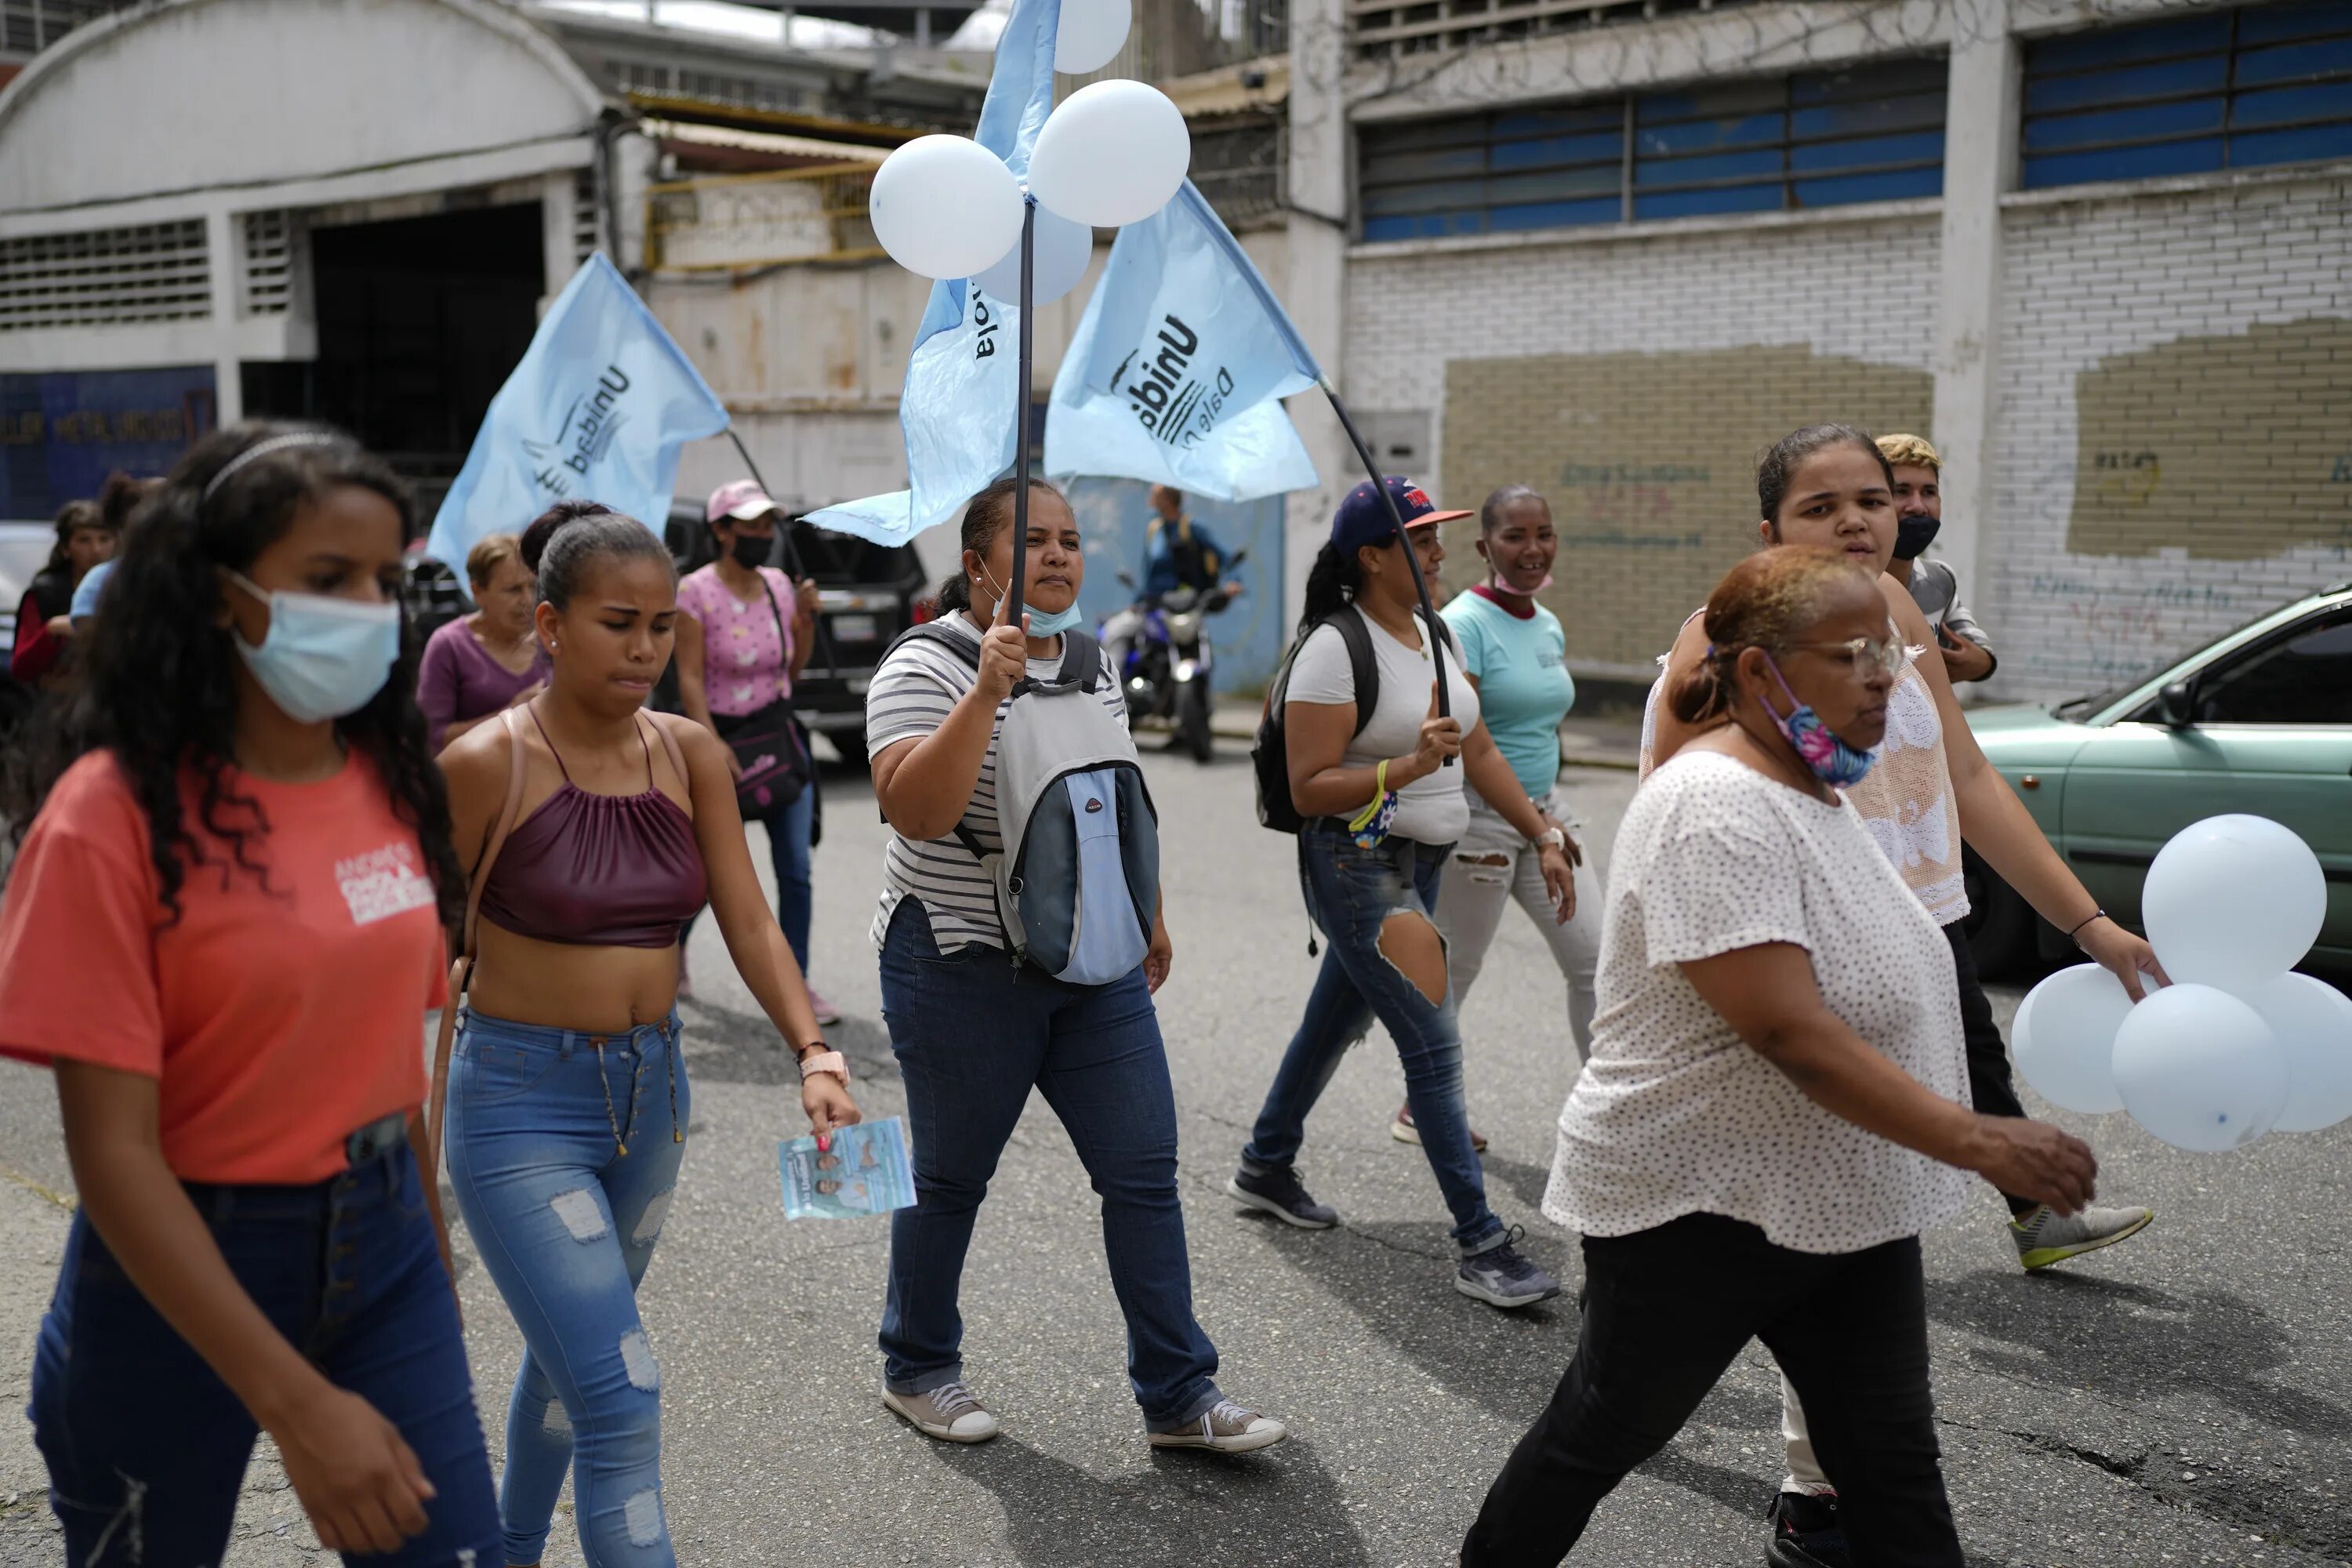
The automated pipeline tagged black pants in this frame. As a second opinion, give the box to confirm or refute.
[1945,921,2037,1215]
[1462,1214,1962,1568]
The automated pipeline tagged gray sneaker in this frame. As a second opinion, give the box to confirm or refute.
[883,1380,1000,1443]
[1148,1399,1289,1454]
[1456,1226,1561,1309]
[2011,1203,2154,1271]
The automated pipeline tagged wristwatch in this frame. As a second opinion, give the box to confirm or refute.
[795,1040,850,1085]
[1532,827,1569,853]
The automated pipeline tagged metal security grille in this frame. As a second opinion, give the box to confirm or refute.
[0,0,132,56]
[1350,0,1756,60]
[2022,0,2352,188]
[1191,117,1287,226]
[1359,57,1945,241]
[575,169,603,263]
[241,210,294,316]
[0,220,211,332]
[1634,56,1947,219]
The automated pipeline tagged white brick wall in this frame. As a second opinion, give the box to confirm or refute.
[1987,172,2352,700]
[1345,212,1942,468]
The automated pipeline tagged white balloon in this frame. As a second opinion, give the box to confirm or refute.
[2245,971,2352,1133]
[2142,814,2325,993]
[2012,963,2136,1114]
[1029,80,1190,228]
[2111,982,2288,1152]
[1054,0,1131,74]
[972,207,1095,307]
[869,135,1024,281]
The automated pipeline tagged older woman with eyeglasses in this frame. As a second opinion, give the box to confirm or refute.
[1463,546,2100,1568]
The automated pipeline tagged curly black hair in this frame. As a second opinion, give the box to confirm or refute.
[4,422,466,928]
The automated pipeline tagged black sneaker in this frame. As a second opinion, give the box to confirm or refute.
[1226,1166,1339,1229]
[1766,1489,1849,1568]
[1454,1226,1561,1309]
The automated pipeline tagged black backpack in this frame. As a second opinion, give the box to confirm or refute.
[1252,604,1455,832]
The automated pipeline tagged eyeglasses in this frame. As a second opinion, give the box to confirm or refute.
[1788,636,1909,677]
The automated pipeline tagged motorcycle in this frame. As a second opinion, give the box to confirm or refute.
[1110,548,1247,764]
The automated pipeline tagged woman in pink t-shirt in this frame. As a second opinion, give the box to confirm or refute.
[674,480,831,1020]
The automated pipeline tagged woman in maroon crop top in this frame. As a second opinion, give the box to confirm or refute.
[437,502,859,1566]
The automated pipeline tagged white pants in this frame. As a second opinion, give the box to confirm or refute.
[1782,1372,1832,1494]
[1432,784,1603,1063]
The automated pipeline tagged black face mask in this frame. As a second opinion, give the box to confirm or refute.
[729,533,772,569]
[1893,514,1941,561]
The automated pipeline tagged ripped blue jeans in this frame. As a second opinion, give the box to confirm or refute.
[1243,831,1505,1254]
[29,1135,499,1566]
[447,1010,688,1568]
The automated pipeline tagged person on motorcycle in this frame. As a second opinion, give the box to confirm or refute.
[1101,486,1241,680]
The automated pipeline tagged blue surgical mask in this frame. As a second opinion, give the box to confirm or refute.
[228,571,402,723]
[982,568,1084,637]
[1762,655,1877,788]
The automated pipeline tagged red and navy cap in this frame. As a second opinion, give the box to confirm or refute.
[1330,476,1472,554]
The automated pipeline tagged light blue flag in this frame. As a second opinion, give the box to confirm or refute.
[1044,182,1321,502]
[425,252,728,573]
[806,0,1060,546]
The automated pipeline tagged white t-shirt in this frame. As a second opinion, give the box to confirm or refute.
[863,613,1130,953]
[1546,750,1969,1255]
[1285,610,1480,846]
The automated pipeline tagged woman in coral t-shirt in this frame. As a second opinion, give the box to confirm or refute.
[0,425,499,1563]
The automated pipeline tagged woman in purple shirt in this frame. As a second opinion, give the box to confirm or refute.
[417,533,547,753]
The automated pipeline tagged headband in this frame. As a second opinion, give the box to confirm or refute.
[202,433,343,501]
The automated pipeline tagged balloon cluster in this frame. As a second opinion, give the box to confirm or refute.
[2015,815,2352,1152]
[866,0,1188,303]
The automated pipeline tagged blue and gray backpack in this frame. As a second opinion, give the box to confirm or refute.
[890,623,1160,985]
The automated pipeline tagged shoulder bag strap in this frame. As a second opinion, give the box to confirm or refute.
[1338,607,1379,739]
[755,571,795,702]
[426,707,531,1177]
[1058,629,1102,690]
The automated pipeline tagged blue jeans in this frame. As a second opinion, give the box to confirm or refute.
[1243,831,1504,1253]
[767,784,815,972]
[681,783,813,974]
[446,1010,690,1568]
[29,1139,499,1566]
[877,899,1223,1428]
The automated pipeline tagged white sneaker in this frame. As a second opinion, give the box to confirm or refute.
[808,988,843,1026]
[883,1380,1000,1443]
[1148,1399,1288,1454]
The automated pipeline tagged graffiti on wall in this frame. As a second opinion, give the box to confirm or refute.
[1441,346,1933,668]
[2068,316,2352,558]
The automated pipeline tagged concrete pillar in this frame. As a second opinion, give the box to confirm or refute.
[1930,0,2020,613]
[1281,0,1353,630]
[542,169,580,311]
[205,207,244,425]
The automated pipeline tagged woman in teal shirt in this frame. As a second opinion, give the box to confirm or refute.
[1399,487,1600,1147]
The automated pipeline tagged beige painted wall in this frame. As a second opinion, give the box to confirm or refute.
[1439,345,1933,670]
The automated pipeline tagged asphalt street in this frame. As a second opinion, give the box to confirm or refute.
[4,739,2351,1566]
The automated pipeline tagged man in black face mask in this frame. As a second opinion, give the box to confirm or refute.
[1878,433,1996,684]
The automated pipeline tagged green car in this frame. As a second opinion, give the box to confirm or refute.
[1961,580,2352,978]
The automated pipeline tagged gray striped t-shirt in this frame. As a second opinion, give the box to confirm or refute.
[865,612,1131,953]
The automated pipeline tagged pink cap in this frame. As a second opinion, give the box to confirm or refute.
[706,479,777,524]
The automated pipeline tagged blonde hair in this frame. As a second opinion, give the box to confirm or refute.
[1668,547,1874,726]
[1876,432,1942,472]
[465,532,524,590]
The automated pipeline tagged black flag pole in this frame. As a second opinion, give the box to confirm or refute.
[724,425,840,680]
[1007,196,1038,633]
[1316,373,1453,746]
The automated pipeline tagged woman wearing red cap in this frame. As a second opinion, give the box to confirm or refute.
[674,480,833,1020]
[1230,477,1577,1311]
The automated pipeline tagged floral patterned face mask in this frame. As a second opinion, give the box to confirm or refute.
[1760,654,1878,788]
